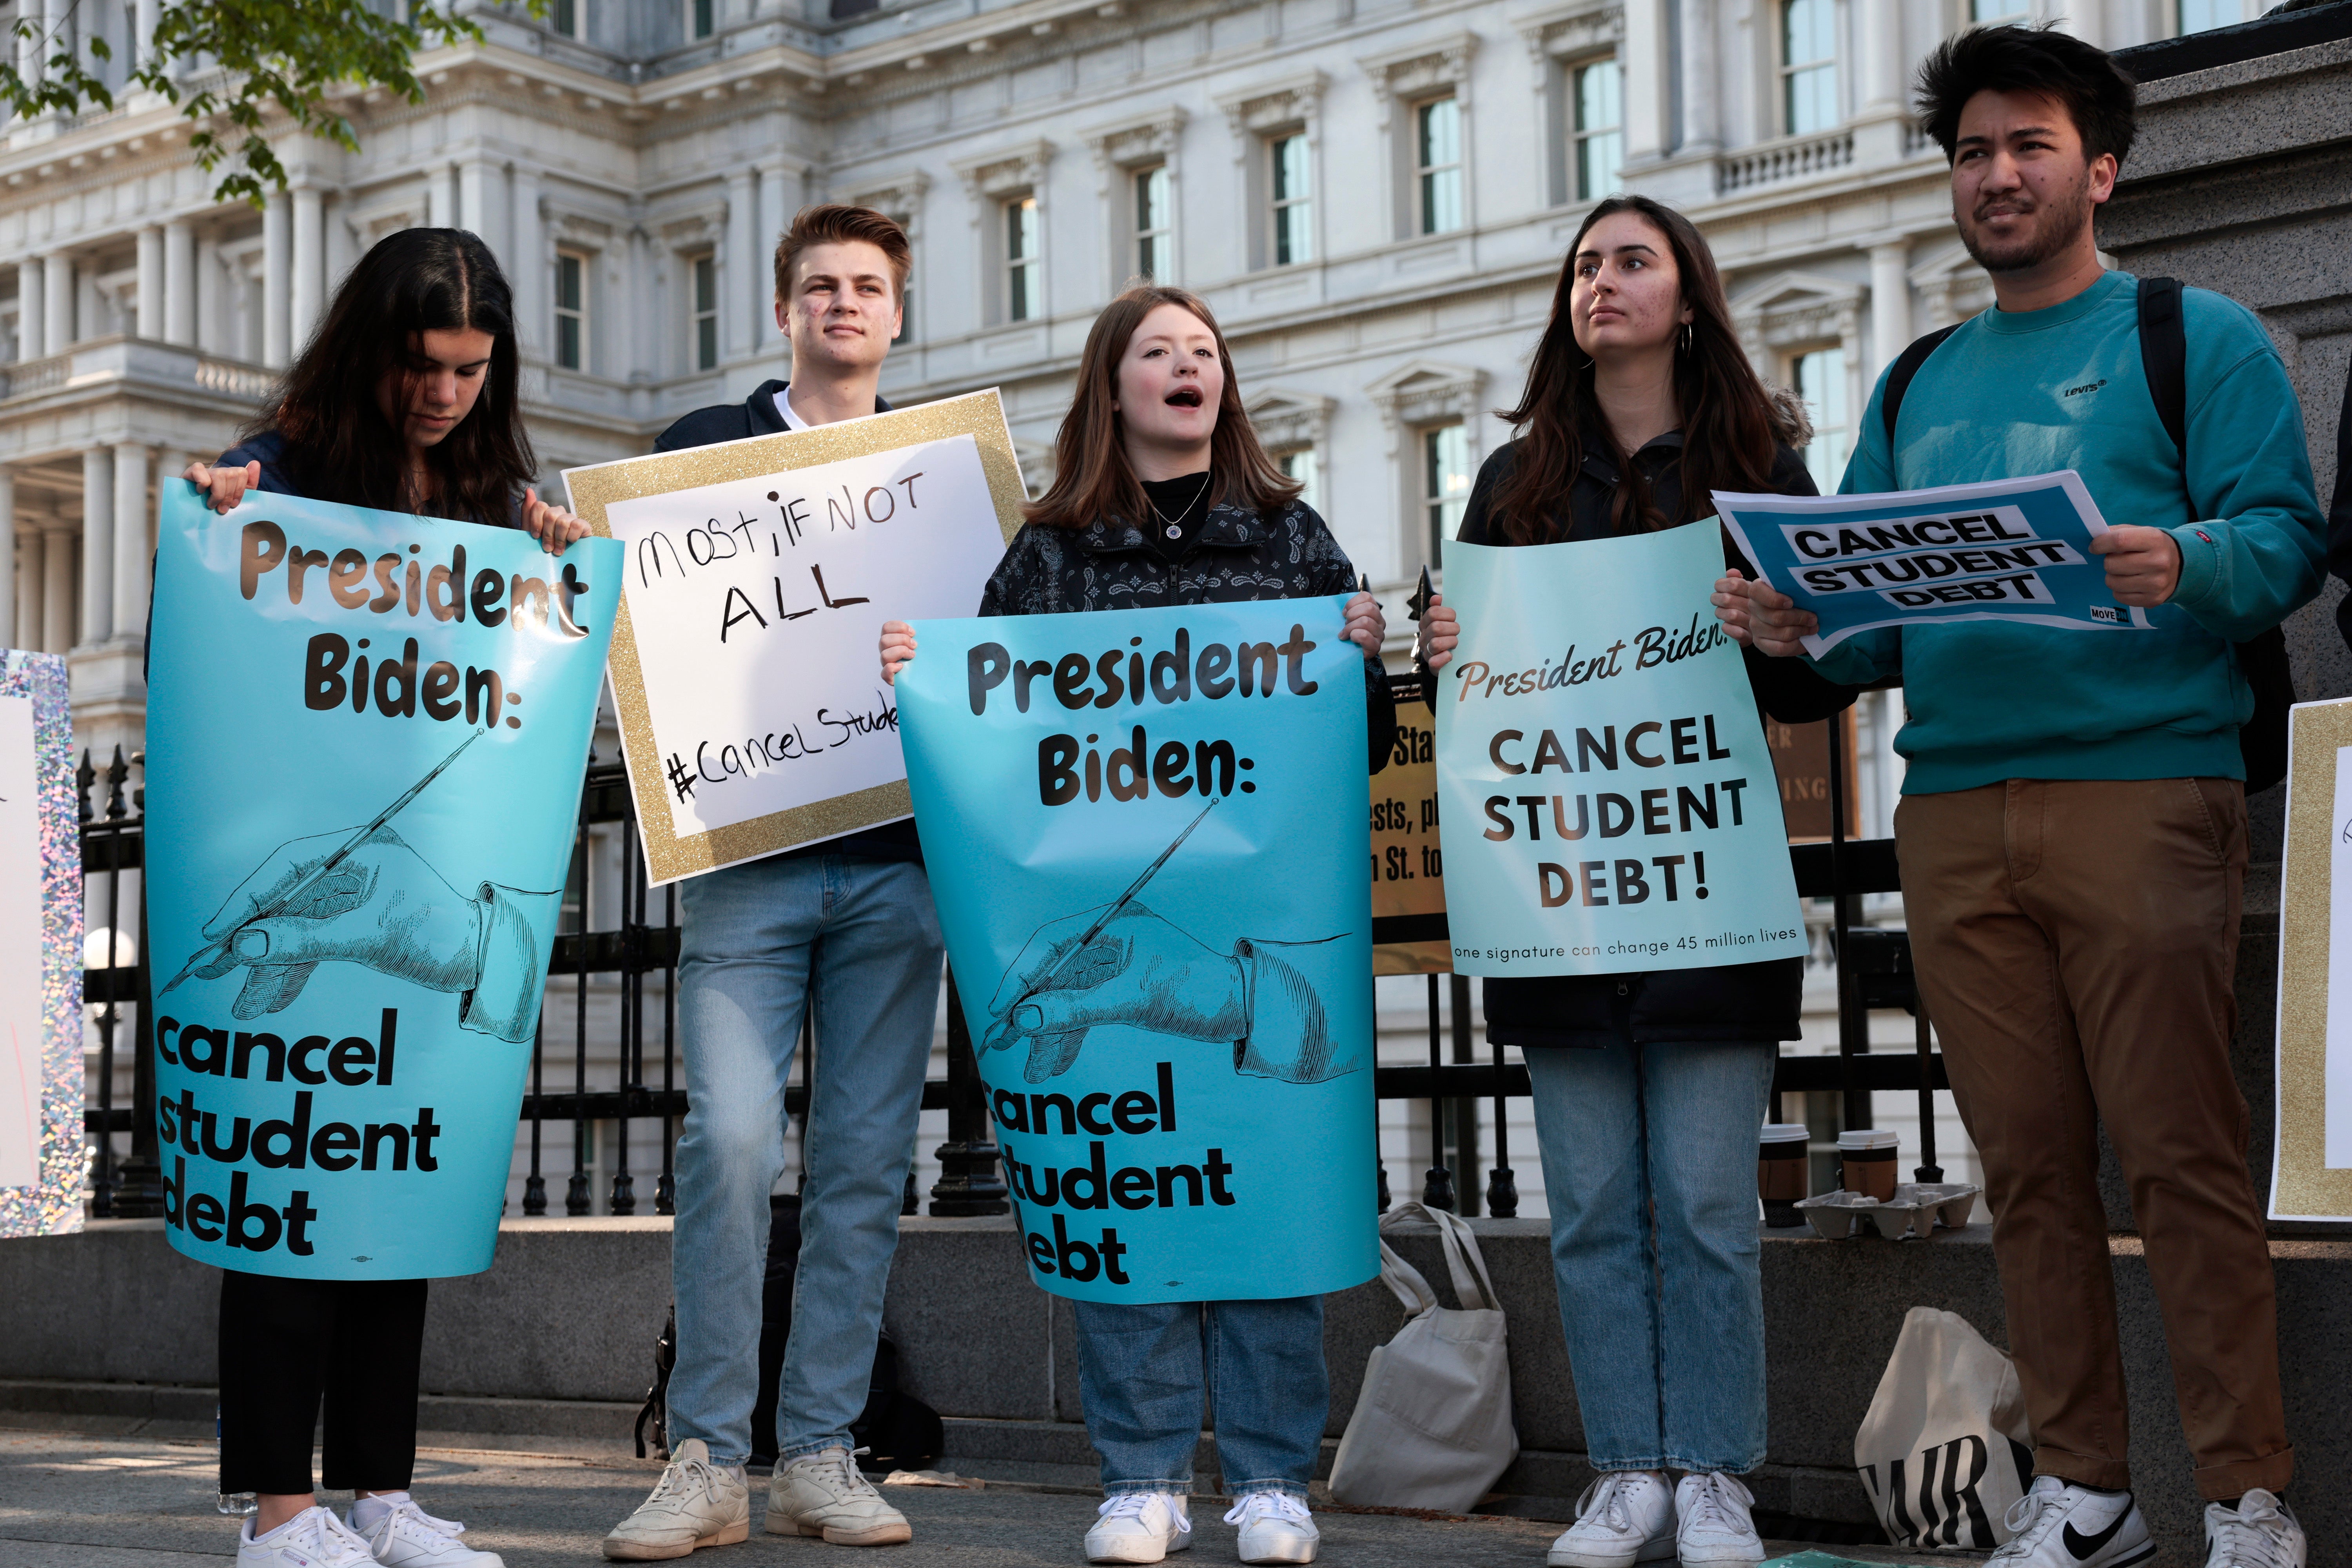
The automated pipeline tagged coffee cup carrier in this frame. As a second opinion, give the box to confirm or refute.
[1793,1182,1981,1240]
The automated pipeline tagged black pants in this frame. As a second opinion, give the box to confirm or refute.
[217,1270,428,1495]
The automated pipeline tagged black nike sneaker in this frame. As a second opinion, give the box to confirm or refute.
[1988,1475,2155,1568]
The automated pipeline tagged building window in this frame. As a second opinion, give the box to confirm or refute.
[1781,0,1839,136]
[1271,134,1312,266]
[688,0,715,40]
[1416,96,1464,235]
[692,254,718,371]
[1971,0,2028,18]
[554,250,587,371]
[1133,165,1171,282]
[1791,347,1850,494]
[2177,0,2235,32]
[1277,449,1320,516]
[1423,422,1472,559]
[551,0,581,37]
[1005,195,1040,323]
[1572,58,1624,202]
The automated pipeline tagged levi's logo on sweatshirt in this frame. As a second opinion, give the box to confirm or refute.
[2062,378,2108,398]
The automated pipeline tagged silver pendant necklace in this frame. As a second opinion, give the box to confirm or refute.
[1147,473,1211,539]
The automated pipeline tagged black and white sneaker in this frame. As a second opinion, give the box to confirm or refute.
[2203,1489,2305,1568]
[1989,1476,2154,1567]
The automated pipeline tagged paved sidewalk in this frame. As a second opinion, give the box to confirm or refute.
[0,1428,1986,1567]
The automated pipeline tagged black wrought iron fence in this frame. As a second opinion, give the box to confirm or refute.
[81,717,1944,1222]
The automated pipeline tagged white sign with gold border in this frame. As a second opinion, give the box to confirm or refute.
[2273,695,2352,1221]
[563,389,1027,886]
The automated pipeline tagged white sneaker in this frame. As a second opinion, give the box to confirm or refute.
[238,1504,378,1567]
[1224,1490,1317,1564]
[601,1439,752,1561]
[1674,1473,1765,1567]
[1087,1491,1194,1564]
[352,1494,504,1567]
[2204,1490,2305,1568]
[1989,1476,2154,1567]
[1548,1471,1676,1568]
[764,1447,913,1546]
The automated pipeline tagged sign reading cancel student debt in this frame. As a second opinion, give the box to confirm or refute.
[563,390,1026,885]
[147,483,620,1279]
[1714,470,2149,655]
[1437,526,1807,978]
[898,599,1377,1303]
[2270,697,2352,1221]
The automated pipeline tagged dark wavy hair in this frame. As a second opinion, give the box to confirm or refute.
[1915,22,2138,167]
[1024,284,1299,531]
[245,228,535,527]
[1487,195,1780,543]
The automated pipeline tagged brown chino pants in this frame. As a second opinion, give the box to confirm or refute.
[1893,777,2290,1501]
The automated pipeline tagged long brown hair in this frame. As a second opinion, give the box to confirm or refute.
[1024,285,1299,530]
[1489,195,1780,543]
[248,228,535,528]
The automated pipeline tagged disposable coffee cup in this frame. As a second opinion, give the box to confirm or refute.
[1758,1123,1810,1227]
[1837,1129,1900,1202]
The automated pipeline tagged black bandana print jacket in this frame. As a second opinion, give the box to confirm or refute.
[978,497,1397,771]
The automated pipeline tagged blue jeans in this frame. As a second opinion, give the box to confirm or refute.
[665,854,943,1466]
[1525,1034,1777,1474]
[1073,1297,1328,1499]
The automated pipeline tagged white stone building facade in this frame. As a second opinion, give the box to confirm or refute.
[11,0,2278,1209]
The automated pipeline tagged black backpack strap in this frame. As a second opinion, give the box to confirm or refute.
[1880,324,1963,445]
[2136,276,2189,454]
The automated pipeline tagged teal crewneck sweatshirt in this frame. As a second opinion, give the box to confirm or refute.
[1812,269,2324,793]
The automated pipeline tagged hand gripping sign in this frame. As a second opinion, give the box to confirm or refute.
[147,483,620,1279]
[562,391,1027,885]
[898,599,1377,1303]
[1436,527,1809,978]
[1713,470,2150,656]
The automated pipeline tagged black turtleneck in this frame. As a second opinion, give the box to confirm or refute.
[1140,471,1215,561]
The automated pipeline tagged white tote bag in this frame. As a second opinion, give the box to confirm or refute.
[1326,1201,1518,1513]
[1855,1306,2036,1550]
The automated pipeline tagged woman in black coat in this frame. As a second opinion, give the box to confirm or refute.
[1419,196,1852,1568]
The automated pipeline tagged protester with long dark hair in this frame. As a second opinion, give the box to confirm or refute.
[183,226,580,1568]
[880,284,1390,1567]
[1420,196,1851,1568]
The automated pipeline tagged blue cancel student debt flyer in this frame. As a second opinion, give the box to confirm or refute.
[1713,469,2152,656]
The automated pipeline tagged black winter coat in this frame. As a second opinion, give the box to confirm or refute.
[980,495,1397,771]
[1459,421,1855,1049]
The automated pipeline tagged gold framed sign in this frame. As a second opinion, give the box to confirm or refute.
[2273,696,2352,1220]
[562,388,1027,886]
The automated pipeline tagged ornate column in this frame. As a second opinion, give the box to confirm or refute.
[13,524,37,656]
[724,169,757,362]
[510,166,546,359]
[163,220,195,345]
[42,520,74,656]
[15,261,40,360]
[291,183,325,350]
[1678,0,1719,156]
[42,252,72,352]
[1854,0,1912,167]
[757,163,791,347]
[1870,240,1913,378]
[111,444,150,644]
[262,192,291,368]
[0,466,14,649]
[135,0,161,69]
[136,227,165,339]
[428,165,459,232]
[194,234,219,354]
[80,448,114,648]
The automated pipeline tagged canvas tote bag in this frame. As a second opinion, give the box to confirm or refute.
[1855,1306,2036,1550]
[1326,1201,1518,1512]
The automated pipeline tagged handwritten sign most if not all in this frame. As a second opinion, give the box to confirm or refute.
[599,433,1009,851]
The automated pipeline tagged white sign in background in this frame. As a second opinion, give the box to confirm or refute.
[0,694,42,1189]
[2329,745,2352,1170]
[602,434,1009,840]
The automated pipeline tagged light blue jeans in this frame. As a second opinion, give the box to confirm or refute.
[665,854,944,1466]
[1525,1034,1777,1474]
[1073,1296,1328,1499]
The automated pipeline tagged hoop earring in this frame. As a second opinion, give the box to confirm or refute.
[1681,323,1693,354]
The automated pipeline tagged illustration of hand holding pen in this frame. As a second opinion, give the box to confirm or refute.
[984,800,1359,1086]
[170,729,554,1042]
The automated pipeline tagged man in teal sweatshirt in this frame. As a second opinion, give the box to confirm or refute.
[1716,25,2319,1568]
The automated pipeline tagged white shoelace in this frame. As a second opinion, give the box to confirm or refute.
[1679,1473,1757,1538]
[1223,1491,1311,1529]
[797,1448,884,1501]
[1992,1484,2074,1559]
[2208,1492,2299,1568]
[1572,1472,1656,1535]
[1098,1492,1190,1531]
[375,1496,471,1543]
[261,1507,376,1564]
[648,1454,733,1511]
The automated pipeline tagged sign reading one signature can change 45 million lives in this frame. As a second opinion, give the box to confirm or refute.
[1436,526,1809,978]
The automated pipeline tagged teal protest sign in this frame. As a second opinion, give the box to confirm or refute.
[1437,527,1808,977]
[147,483,620,1279]
[899,599,1377,1303]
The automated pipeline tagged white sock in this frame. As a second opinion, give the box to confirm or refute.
[250,1507,317,1543]
[350,1491,408,1529]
